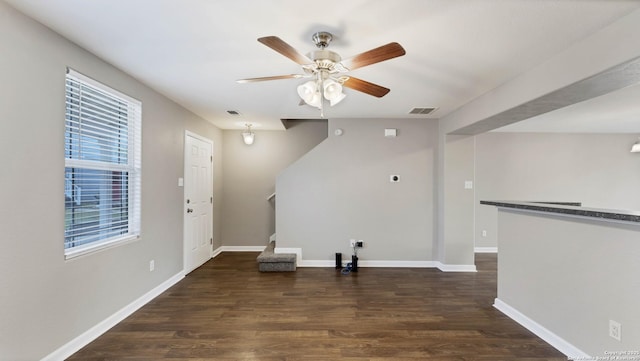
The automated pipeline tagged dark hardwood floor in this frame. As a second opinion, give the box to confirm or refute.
[67,253,565,360]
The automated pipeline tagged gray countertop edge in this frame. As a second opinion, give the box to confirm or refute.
[480,201,640,224]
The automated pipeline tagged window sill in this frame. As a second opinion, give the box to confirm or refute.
[64,235,140,260]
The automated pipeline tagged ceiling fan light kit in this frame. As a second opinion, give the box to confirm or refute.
[238,31,406,116]
[297,71,347,113]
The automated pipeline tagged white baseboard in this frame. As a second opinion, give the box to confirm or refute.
[298,258,474,271]
[211,246,223,258]
[493,298,589,358]
[360,260,439,268]
[475,247,498,253]
[299,260,439,268]
[220,246,265,252]
[299,260,335,267]
[42,271,185,361]
[436,262,477,272]
[275,247,449,269]
[274,247,299,254]
[268,246,476,272]
[274,247,303,264]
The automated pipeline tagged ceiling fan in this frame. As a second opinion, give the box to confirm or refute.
[237,32,406,115]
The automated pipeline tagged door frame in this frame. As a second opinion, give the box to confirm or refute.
[183,130,214,273]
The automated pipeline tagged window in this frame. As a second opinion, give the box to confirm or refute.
[64,68,141,259]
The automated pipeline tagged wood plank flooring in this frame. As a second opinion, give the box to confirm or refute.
[67,253,565,360]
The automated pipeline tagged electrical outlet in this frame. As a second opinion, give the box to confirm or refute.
[609,320,621,341]
[149,260,155,272]
[350,239,356,247]
[482,230,487,237]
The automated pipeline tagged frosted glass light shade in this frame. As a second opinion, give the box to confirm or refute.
[323,79,346,106]
[297,81,322,109]
[242,131,254,145]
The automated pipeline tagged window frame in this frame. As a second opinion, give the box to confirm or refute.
[64,68,142,259]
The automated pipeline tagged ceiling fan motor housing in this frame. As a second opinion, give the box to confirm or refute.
[312,31,333,49]
[308,50,342,72]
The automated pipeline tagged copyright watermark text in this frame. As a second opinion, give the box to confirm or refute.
[569,351,640,361]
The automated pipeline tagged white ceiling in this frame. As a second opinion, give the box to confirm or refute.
[5,0,640,130]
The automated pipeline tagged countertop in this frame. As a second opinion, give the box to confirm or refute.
[480,200,640,224]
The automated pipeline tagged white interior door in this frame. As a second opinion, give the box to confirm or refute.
[184,132,213,274]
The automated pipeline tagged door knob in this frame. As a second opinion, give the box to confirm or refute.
[187,208,193,213]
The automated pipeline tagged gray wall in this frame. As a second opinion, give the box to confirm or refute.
[497,209,640,356]
[221,120,327,247]
[442,135,476,265]
[0,3,222,359]
[475,132,640,248]
[276,118,437,261]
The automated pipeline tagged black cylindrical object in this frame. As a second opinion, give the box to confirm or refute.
[335,252,342,269]
[351,255,358,272]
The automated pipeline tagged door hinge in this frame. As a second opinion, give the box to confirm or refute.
[210,196,213,203]
[210,238,213,245]
[210,155,213,162]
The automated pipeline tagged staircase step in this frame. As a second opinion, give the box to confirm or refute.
[256,241,296,272]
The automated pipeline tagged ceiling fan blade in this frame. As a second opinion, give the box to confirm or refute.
[342,76,390,98]
[342,42,406,71]
[236,74,307,83]
[258,36,312,65]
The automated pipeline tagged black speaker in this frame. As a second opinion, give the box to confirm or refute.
[351,255,358,272]
[335,252,342,269]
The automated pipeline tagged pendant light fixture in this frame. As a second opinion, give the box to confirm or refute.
[242,124,255,145]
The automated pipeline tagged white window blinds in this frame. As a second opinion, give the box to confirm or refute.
[64,68,141,259]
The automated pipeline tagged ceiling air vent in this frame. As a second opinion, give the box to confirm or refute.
[227,110,241,115]
[409,107,437,115]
